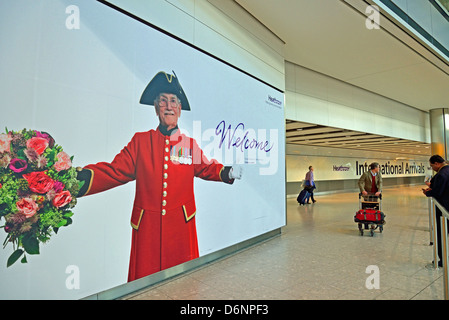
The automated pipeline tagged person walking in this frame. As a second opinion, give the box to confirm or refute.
[304,166,316,203]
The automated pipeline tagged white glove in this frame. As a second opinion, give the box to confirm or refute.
[229,165,242,180]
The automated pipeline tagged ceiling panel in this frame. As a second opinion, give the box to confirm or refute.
[235,0,449,111]
[286,120,431,157]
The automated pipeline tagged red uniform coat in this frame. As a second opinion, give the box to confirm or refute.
[80,126,233,282]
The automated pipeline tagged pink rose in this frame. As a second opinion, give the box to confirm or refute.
[9,158,28,173]
[26,137,49,155]
[54,151,72,171]
[16,197,38,218]
[0,133,12,153]
[23,171,54,194]
[52,190,72,208]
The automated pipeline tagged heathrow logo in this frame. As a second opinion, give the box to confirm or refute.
[266,95,283,109]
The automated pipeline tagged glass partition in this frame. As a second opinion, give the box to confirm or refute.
[374,0,449,61]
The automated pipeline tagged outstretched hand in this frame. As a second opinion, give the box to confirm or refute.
[229,165,243,180]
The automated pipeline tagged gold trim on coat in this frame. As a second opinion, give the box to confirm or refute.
[218,166,224,182]
[131,209,144,230]
[182,205,196,222]
[84,168,95,196]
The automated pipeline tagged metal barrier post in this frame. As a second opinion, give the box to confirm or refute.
[429,198,434,245]
[432,198,449,300]
[441,216,449,300]
[431,199,440,269]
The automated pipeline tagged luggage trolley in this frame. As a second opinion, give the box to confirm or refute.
[354,193,386,236]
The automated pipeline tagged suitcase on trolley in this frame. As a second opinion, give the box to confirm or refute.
[297,189,309,205]
[354,208,384,223]
[354,194,385,236]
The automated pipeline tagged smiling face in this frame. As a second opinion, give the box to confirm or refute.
[155,93,181,130]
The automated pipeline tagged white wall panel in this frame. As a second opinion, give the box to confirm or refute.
[294,93,330,125]
[106,0,285,91]
[105,0,196,43]
[286,61,430,142]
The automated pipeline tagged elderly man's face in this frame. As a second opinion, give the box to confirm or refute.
[155,93,181,130]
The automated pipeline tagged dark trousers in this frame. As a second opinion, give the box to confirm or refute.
[308,191,315,202]
[305,186,315,203]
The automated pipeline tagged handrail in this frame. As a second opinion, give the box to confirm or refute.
[429,197,449,300]
[433,197,449,220]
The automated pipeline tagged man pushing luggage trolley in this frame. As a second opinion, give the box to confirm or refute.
[354,193,385,236]
[354,162,385,236]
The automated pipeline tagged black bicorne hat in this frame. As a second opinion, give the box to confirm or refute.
[139,71,191,111]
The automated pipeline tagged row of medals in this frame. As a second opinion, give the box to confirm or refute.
[170,146,193,165]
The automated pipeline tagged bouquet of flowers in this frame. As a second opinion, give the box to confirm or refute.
[0,128,83,267]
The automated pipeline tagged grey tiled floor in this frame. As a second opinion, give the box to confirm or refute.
[122,185,444,300]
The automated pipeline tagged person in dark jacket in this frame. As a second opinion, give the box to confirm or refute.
[423,155,449,267]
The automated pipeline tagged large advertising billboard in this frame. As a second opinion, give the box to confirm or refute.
[0,0,285,299]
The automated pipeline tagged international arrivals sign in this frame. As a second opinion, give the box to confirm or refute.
[354,161,427,176]
[286,155,430,182]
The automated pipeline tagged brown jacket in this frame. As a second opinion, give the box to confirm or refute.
[358,170,382,193]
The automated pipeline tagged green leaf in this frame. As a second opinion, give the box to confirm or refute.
[22,235,40,255]
[3,233,11,247]
[47,148,57,161]
[16,148,26,160]
[7,249,24,267]
[65,217,73,226]
[57,219,67,228]
[63,211,74,218]
[21,255,27,264]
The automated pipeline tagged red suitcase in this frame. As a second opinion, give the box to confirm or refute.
[354,208,384,222]
[355,194,386,236]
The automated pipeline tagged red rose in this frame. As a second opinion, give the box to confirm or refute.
[52,190,72,208]
[26,137,49,155]
[16,197,38,218]
[23,171,55,194]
